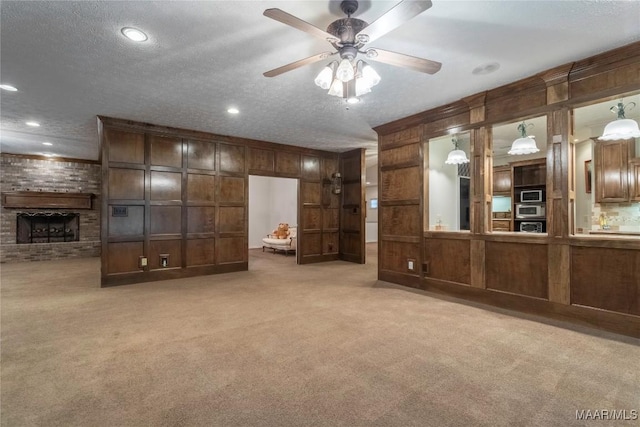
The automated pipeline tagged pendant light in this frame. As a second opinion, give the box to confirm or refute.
[599,101,640,141]
[445,136,469,165]
[508,121,539,155]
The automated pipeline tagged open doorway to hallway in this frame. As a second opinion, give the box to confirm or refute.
[248,175,299,268]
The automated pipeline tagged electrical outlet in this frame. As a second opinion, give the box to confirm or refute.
[407,259,415,271]
[138,256,147,268]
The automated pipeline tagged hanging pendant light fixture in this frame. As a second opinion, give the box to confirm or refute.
[599,101,640,141]
[508,121,539,155]
[445,136,470,165]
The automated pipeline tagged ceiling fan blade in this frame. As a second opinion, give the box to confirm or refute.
[263,52,335,78]
[264,8,339,44]
[356,0,432,44]
[366,48,441,74]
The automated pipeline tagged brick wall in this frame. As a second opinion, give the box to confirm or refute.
[1,154,101,262]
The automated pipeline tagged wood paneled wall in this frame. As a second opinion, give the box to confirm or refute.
[99,117,348,286]
[339,149,365,264]
[374,41,640,338]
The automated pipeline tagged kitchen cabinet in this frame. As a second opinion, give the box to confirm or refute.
[492,219,511,231]
[594,139,636,203]
[511,159,547,232]
[631,159,640,201]
[493,166,512,195]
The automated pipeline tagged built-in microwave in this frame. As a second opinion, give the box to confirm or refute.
[520,222,543,233]
[515,203,545,219]
[520,189,543,203]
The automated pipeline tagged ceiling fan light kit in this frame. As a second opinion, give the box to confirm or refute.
[599,101,640,141]
[508,121,540,155]
[263,0,441,102]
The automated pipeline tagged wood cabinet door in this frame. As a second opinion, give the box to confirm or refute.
[594,139,630,203]
[493,166,511,194]
[631,160,640,201]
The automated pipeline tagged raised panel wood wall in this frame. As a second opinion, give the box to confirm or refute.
[100,117,342,286]
[339,149,365,264]
[379,126,423,283]
[374,41,640,338]
[571,246,640,316]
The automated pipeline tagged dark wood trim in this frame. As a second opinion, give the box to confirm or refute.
[101,262,248,287]
[0,152,100,165]
[413,278,640,338]
[98,116,337,158]
[299,254,340,264]
[378,270,422,289]
[374,100,470,136]
[1,191,93,209]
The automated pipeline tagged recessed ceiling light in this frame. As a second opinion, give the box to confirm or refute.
[26,121,40,127]
[346,97,360,104]
[227,108,239,114]
[121,27,148,42]
[42,142,53,146]
[472,62,500,75]
[573,138,579,142]
[366,181,371,185]
[0,84,18,91]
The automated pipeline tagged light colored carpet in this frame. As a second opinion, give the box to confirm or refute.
[1,244,639,426]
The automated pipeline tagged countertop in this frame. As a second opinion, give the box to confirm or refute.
[589,230,640,236]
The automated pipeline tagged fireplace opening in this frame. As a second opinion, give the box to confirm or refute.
[17,213,80,244]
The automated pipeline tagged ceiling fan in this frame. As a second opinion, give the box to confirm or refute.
[263,0,441,100]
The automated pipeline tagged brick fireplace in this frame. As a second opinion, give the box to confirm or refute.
[1,154,101,262]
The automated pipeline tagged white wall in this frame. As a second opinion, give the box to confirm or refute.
[248,176,298,248]
[365,185,378,242]
[428,139,459,230]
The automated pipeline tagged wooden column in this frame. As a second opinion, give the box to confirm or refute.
[464,93,488,289]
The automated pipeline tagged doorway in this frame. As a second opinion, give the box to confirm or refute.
[248,175,299,268]
[459,176,470,231]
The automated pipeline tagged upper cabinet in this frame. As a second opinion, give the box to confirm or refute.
[631,159,640,202]
[594,139,636,203]
[493,166,512,195]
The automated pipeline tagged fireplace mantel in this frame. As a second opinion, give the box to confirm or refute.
[2,191,94,209]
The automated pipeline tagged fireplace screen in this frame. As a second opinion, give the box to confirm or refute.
[16,213,79,244]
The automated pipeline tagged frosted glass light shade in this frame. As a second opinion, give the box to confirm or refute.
[355,76,372,96]
[362,64,381,87]
[328,79,343,97]
[599,118,640,141]
[508,137,540,155]
[445,149,470,164]
[336,59,354,82]
[314,65,334,90]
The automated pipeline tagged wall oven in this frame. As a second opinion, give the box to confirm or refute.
[515,203,545,219]
[520,222,544,233]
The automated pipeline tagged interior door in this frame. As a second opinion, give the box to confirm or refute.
[339,148,366,264]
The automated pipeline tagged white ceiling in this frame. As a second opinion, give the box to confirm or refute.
[1,1,639,161]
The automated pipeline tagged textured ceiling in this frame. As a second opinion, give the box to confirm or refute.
[1,1,639,161]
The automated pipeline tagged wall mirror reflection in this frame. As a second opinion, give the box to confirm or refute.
[572,92,640,236]
[491,115,548,233]
[425,132,471,231]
